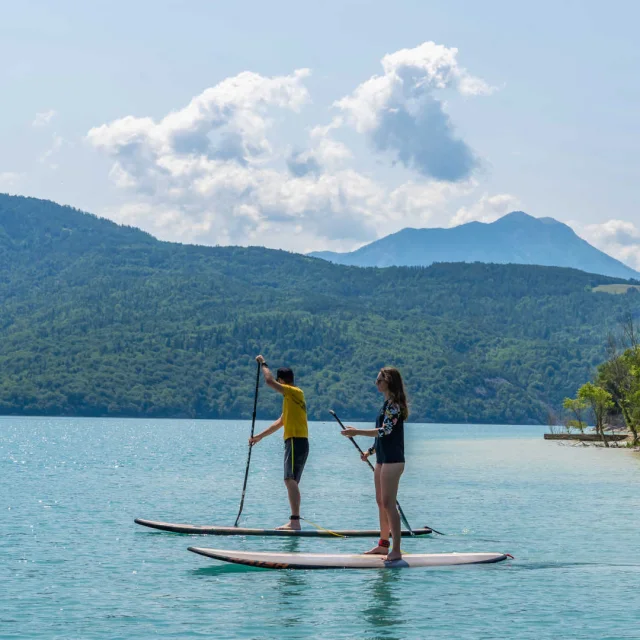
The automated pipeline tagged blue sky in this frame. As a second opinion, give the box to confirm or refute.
[1,0,639,266]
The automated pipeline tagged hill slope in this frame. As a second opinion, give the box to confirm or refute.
[310,211,640,280]
[1,194,639,424]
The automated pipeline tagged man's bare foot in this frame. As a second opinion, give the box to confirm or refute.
[364,546,388,555]
[385,550,402,562]
[275,520,301,531]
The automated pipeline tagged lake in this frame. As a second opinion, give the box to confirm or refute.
[2,417,639,639]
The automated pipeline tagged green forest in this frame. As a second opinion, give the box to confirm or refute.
[1,193,639,424]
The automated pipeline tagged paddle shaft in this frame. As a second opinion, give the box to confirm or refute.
[330,410,377,472]
[329,409,417,536]
[234,362,261,527]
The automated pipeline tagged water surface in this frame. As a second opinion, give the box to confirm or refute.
[2,418,639,638]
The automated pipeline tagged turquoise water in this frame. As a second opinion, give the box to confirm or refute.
[2,417,640,639]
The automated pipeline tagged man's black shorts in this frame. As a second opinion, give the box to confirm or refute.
[284,437,309,483]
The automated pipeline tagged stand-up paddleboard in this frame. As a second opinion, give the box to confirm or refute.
[134,518,432,537]
[188,547,510,569]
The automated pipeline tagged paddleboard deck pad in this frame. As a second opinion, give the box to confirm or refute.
[188,547,510,569]
[135,518,432,537]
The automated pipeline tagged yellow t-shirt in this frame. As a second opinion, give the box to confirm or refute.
[281,384,308,440]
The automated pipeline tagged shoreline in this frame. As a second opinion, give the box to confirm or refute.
[544,428,640,450]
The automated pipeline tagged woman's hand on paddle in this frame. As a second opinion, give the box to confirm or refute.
[249,434,262,446]
[341,427,358,438]
[361,450,372,462]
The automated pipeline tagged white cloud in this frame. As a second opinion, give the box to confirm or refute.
[87,45,504,252]
[336,43,492,133]
[32,110,57,127]
[576,219,640,271]
[100,161,471,253]
[88,69,310,163]
[449,193,521,227]
[334,42,494,181]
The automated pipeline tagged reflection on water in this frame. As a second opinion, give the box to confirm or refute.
[282,538,302,554]
[191,563,261,576]
[276,538,307,629]
[361,569,404,639]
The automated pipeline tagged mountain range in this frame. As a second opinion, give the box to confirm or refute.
[0,193,638,424]
[309,212,640,280]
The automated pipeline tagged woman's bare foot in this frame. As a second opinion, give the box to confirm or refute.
[385,550,402,562]
[275,519,301,531]
[364,546,388,555]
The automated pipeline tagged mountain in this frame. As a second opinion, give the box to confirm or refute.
[0,193,639,424]
[309,212,640,280]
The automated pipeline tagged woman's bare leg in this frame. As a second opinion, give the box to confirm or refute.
[364,464,389,554]
[380,463,404,561]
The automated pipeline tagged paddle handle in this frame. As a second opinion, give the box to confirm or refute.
[329,409,416,536]
[234,361,261,527]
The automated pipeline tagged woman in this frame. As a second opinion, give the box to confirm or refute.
[341,367,408,562]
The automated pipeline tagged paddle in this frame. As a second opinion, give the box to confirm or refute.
[234,361,261,527]
[329,409,444,536]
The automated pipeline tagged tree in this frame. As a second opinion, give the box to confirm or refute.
[577,383,614,447]
[597,349,640,446]
[597,330,640,447]
[562,397,588,433]
[624,349,640,446]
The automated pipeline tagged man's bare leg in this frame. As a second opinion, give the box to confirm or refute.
[276,478,302,530]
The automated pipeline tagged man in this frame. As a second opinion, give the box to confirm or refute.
[249,354,309,530]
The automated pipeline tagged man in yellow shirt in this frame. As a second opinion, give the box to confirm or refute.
[249,354,309,530]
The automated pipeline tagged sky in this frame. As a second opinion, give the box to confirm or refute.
[1,0,639,267]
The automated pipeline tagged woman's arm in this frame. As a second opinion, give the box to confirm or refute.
[341,403,401,439]
[378,403,400,436]
[341,427,378,438]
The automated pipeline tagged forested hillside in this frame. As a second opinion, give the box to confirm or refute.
[1,194,638,424]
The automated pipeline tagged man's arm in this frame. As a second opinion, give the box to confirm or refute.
[256,354,286,395]
[249,415,283,445]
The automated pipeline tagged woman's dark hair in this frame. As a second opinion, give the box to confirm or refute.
[277,367,295,385]
[379,367,409,418]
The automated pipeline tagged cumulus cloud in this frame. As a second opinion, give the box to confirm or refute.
[88,44,501,252]
[89,69,310,163]
[287,150,322,177]
[576,220,640,271]
[449,193,521,227]
[285,134,353,178]
[88,69,311,198]
[100,160,470,252]
[32,110,57,127]
[335,42,493,181]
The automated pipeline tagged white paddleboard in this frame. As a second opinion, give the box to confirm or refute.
[188,546,510,569]
[135,518,431,537]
